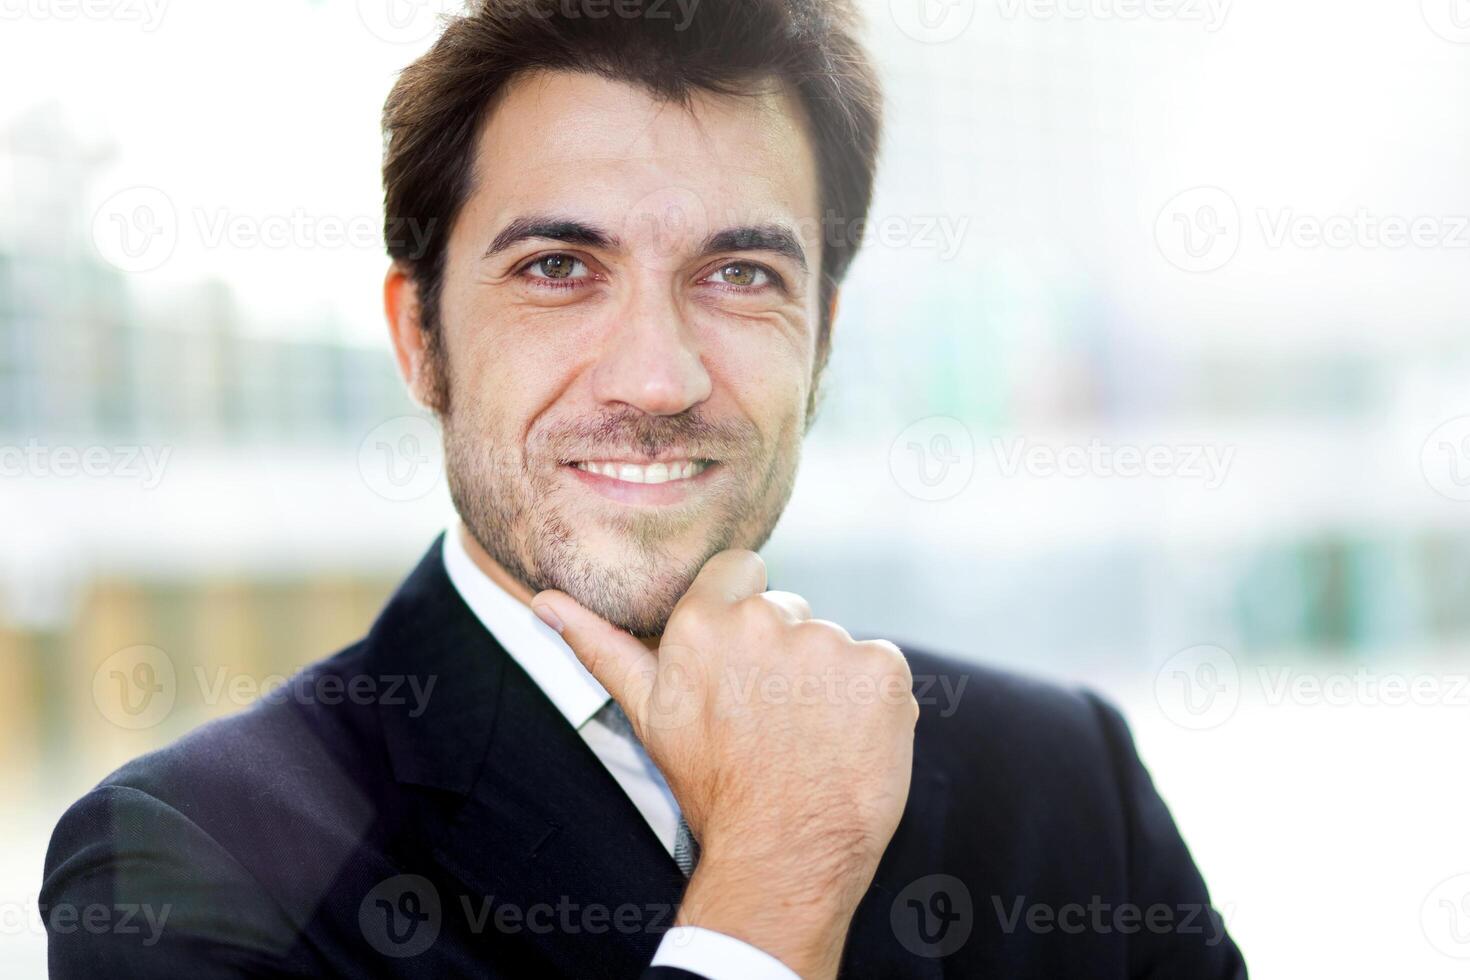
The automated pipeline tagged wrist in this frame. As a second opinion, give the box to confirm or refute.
[674,844,865,979]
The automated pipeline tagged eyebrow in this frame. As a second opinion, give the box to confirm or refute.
[703,224,808,274]
[483,215,617,258]
[483,213,809,273]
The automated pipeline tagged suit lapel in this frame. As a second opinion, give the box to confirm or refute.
[370,537,685,977]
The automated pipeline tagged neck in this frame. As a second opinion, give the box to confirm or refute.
[454,521,661,653]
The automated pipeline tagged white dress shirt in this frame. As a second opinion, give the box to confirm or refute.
[441,525,797,980]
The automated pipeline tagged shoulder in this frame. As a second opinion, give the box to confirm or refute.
[894,642,1140,804]
[43,639,391,924]
[899,643,1124,741]
[96,639,383,818]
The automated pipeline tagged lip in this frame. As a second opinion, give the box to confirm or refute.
[563,460,719,505]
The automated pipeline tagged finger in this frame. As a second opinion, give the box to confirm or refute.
[678,549,768,609]
[758,590,812,621]
[532,589,657,719]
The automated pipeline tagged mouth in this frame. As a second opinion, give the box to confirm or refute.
[570,458,712,484]
[563,456,718,504]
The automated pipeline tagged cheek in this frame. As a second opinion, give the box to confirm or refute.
[440,292,584,439]
[701,324,811,429]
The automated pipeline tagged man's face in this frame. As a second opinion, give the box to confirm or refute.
[429,69,824,636]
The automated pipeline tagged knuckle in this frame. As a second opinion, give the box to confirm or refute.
[672,600,718,637]
[734,594,783,631]
[713,548,764,577]
[760,590,811,619]
[862,638,910,676]
[801,618,853,644]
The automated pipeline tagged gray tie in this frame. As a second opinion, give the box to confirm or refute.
[593,699,701,877]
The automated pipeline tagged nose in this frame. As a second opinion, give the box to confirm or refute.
[589,280,711,416]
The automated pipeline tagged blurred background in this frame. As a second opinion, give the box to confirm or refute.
[4,0,1470,975]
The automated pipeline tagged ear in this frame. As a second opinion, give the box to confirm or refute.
[383,262,439,411]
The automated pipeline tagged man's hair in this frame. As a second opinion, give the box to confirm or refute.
[381,0,883,415]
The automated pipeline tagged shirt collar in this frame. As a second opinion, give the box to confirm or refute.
[441,523,609,731]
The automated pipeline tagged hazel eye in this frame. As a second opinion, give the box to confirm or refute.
[524,254,587,281]
[709,262,770,288]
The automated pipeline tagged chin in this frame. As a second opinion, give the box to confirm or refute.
[537,536,706,639]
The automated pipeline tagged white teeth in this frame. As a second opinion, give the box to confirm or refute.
[573,459,709,484]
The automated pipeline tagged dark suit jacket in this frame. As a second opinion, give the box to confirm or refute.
[42,536,1247,978]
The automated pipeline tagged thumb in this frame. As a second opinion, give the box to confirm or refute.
[531,589,657,720]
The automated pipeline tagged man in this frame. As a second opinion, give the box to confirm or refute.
[42,1,1246,977]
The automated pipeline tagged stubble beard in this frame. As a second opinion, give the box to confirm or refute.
[442,403,801,637]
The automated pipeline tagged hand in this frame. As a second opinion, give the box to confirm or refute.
[532,550,918,979]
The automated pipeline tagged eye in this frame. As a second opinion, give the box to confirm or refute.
[521,253,590,283]
[707,262,774,290]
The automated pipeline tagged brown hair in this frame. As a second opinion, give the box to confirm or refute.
[381,0,883,414]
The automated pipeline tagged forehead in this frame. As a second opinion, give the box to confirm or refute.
[460,69,822,257]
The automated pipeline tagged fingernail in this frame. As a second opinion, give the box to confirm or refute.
[532,604,564,634]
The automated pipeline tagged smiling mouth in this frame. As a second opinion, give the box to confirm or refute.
[569,459,713,485]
